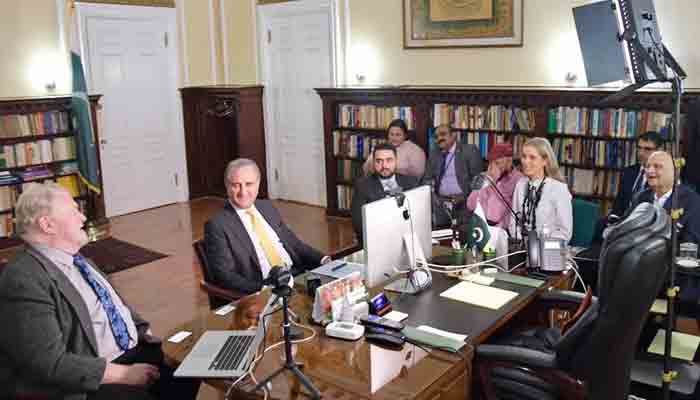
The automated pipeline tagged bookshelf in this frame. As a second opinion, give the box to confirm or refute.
[316,86,700,218]
[0,95,107,249]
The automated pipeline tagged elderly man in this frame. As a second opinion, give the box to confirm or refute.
[466,142,523,229]
[630,151,700,244]
[351,143,420,242]
[205,158,330,295]
[0,183,199,400]
[423,124,483,227]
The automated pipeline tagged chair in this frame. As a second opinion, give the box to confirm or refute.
[570,198,600,248]
[476,202,671,400]
[193,239,244,309]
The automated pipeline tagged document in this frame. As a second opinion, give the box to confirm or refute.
[440,281,518,310]
[648,329,700,361]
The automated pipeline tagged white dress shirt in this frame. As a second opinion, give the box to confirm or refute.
[231,201,293,279]
[655,189,672,209]
[510,177,573,242]
[379,175,399,192]
[33,244,138,362]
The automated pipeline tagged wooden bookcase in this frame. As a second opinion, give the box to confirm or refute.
[0,95,107,249]
[316,86,699,217]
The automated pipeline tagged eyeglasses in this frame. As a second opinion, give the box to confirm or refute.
[637,146,657,152]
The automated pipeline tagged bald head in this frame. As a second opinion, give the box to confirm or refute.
[645,151,674,195]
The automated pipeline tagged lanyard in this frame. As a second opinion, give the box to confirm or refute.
[522,178,546,233]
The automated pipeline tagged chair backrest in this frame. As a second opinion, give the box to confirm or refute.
[571,198,600,247]
[562,203,671,399]
[193,239,213,283]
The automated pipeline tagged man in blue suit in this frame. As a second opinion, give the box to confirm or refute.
[610,131,665,217]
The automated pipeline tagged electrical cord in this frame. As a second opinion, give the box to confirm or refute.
[566,256,587,292]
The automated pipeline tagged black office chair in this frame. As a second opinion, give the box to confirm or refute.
[476,202,671,400]
[193,239,244,309]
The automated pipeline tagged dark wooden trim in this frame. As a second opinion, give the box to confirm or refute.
[180,85,267,199]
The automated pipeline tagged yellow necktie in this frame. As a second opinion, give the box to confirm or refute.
[246,209,284,268]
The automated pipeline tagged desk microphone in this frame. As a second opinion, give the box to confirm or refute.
[470,172,520,228]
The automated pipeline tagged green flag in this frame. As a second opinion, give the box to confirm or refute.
[71,51,101,194]
[462,201,491,251]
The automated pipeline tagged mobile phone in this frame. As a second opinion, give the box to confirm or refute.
[360,314,405,331]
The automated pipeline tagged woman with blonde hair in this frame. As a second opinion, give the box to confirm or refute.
[510,137,573,242]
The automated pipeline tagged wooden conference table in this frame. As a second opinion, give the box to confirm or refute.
[163,249,572,399]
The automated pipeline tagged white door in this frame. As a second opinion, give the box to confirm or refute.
[82,8,180,217]
[262,2,334,206]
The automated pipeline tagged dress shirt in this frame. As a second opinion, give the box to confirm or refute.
[231,201,293,279]
[438,143,462,196]
[466,169,524,229]
[33,244,138,362]
[379,175,400,192]
[655,189,672,209]
[362,140,427,178]
[510,177,573,242]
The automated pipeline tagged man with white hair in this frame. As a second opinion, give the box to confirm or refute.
[205,158,331,295]
[630,150,700,244]
[0,183,199,400]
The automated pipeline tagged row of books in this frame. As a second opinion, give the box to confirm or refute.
[337,104,415,130]
[336,185,354,210]
[564,166,621,199]
[332,130,386,160]
[0,186,18,210]
[547,107,671,138]
[0,111,71,138]
[428,128,528,160]
[0,137,77,168]
[337,159,363,182]
[551,138,636,169]
[433,104,537,132]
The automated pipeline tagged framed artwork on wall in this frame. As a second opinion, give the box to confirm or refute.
[403,0,524,48]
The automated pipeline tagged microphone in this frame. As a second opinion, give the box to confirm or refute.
[385,187,406,207]
[470,172,520,228]
[262,265,292,288]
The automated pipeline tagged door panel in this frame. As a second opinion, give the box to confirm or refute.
[86,16,178,217]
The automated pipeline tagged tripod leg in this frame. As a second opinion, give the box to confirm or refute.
[252,366,286,393]
[289,364,321,400]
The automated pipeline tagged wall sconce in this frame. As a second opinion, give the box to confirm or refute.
[565,72,578,84]
[45,81,57,92]
[351,43,379,85]
[356,74,366,84]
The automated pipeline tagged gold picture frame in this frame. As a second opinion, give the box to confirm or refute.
[403,0,523,48]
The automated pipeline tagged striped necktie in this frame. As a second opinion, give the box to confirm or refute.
[246,209,284,270]
[73,254,130,351]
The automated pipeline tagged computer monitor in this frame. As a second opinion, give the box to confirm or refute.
[362,185,432,288]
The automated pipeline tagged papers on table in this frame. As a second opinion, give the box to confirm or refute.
[648,329,700,361]
[311,260,365,279]
[440,281,519,310]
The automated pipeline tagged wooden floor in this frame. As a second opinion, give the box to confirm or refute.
[108,197,355,338]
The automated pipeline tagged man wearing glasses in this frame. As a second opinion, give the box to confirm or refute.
[610,131,665,218]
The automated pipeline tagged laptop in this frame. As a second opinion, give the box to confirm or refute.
[174,293,276,378]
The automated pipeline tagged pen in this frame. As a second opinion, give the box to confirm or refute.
[332,262,347,272]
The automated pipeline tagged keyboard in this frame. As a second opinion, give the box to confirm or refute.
[208,335,255,371]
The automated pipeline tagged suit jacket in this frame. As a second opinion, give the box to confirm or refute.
[0,246,150,400]
[631,184,700,244]
[422,142,483,197]
[612,164,643,217]
[350,174,420,240]
[204,200,324,294]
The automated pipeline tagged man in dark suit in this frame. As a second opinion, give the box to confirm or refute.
[351,143,420,242]
[0,183,199,400]
[422,124,484,227]
[205,158,330,295]
[630,151,700,244]
[611,131,665,217]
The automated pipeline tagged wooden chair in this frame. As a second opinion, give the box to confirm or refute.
[193,239,244,309]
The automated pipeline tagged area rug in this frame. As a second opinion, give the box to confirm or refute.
[81,237,169,274]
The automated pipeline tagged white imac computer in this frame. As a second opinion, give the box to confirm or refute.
[362,185,432,290]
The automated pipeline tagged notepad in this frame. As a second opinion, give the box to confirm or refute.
[402,326,466,353]
[491,272,545,288]
[648,329,700,361]
[440,281,519,310]
[650,299,667,315]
